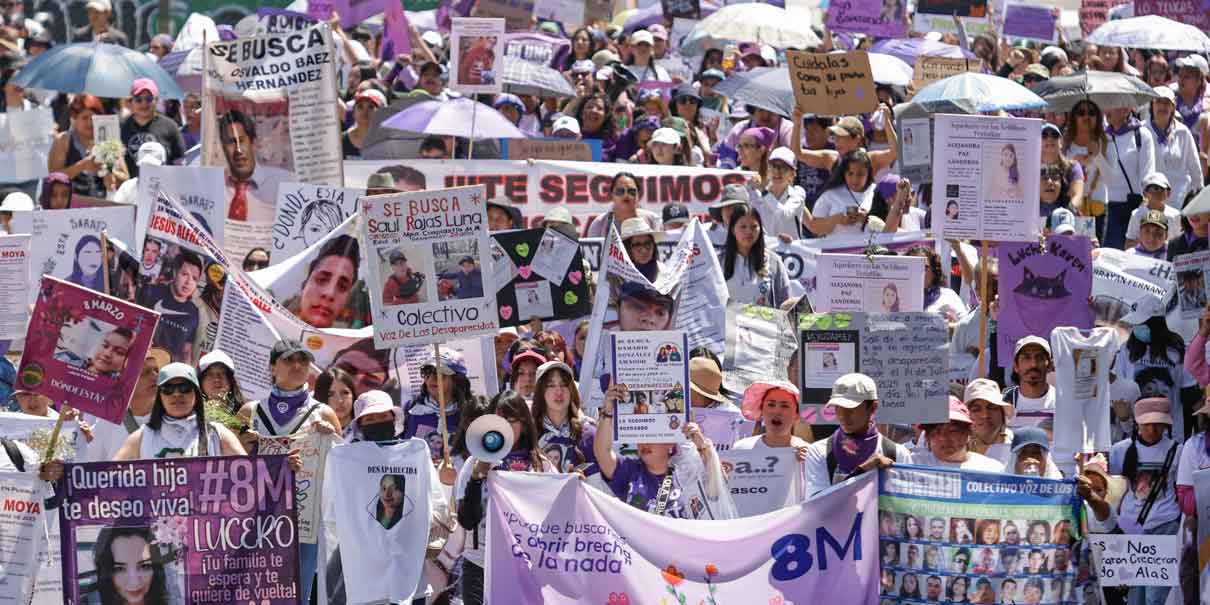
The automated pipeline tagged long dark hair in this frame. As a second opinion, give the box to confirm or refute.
[315,368,356,405]
[531,364,584,442]
[1126,315,1185,363]
[489,390,544,470]
[824,149,875,192]
[147,381,209,450]
[575,93,615,139]
[198,362,245,413]
[68,235,104,289]
[721,204,767,280]
[93,525,170,605]
[374,474,405,527]
[907,245,943,291]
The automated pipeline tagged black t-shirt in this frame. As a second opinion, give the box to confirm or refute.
[136,284,199,361]
[121,114,186,177]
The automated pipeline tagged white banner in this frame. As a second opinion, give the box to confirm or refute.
[720,449,800,518]
[815,253,925,312]
[0,107,53,183]
[136,164,227,255]
[1088,533,1179,587]
[1091,248,1174,323]
[0,471,45,605]
[8,206,137,305]
[0,234,30,339]
[271,181,365,262]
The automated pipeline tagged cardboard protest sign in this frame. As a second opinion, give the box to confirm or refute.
[451,18,506,94]
[609,330,691,443]
[722,303,799,396]
[8,205,137,305]
[914,0,992,35]
[503,137,601,162]
[17,277,159,424]
[0,471,46,605]
[912,56,981,88]
[253,8,317,34]
[136,164,227,254]
[815,253,925,313]
[932,114,1043,242]
[359,185,498,348]
[0,234,30,339]
[1174,251,1210,320]
[203,25,342,262]
[826,0,907,38]
[879,466,1080,602]
[1003,3,1059,42]
[257,432,333,544]
[59,456,299,604]
[1091,248,1174,323]
[785,51,878,117]
[996,235,1094,367]
[489,228,590,326]
[0,106,54,183]
[270,182,365,262]
[474,0,535,30]
[661,0,701,19]
[487,472,879,601]
[720,449,799,517]
[799,312,948,425]
[897,114,933,184]
[1135,0,1210,29]
[1088,534,1179,586]
[1080,0,1130,35]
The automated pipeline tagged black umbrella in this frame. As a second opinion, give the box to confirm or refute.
[712,66,794,118]
[1031,70,1159,113]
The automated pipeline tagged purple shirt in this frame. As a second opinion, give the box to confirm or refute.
[607,457,687,518]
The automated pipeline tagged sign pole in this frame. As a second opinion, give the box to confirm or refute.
[977,242,990,379]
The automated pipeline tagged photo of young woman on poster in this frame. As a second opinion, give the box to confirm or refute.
[83,525,177,605]
[373,474,409,530]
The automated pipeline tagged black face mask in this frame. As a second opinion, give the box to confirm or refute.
[360,422,396,442]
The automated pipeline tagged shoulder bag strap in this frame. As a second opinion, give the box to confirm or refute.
[653,466,677,516]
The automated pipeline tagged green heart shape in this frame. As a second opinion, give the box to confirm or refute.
[834,313,852,328]
[759,308,774,320]
[743,305,758,318]
[564,291,578,305]
[815,315,833,330]
[515,243,530,257]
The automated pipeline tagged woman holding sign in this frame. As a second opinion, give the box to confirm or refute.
[113,363,246,460]
[790,106,898,178]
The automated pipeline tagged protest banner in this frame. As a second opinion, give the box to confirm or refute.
[59,456,299,605]
[610,329,691,443]
[693,407,755,451]
[475,0,535,30]
[826,0,907,37]
[8,205,137,305]
[785,50,878,117]
[1080,0,1131,35]
[360,185,498,347]
[0,471,46,605]
[674,220,730,356]
[0,234,30,339]
[799,312,948,426]
[1091,247,1174,323]
[136,164,227,254]
[912,56,981,89]
[814,253,925,313]
[722,303,799,396]
[1003,3,1059,42]
[1134,0,1210,28]
[503,32,570,68]
[1173,251,1209,320]
[203,25,342,262]
[879,466,1080,604]
[996,235,1094,367]
[1088,534,1179,587]
[344,159,750,232]
[720,449,800,518]
[252,8,317,33]
[897,112,933,184]
[486,471,879,603]
[503,138,602,162]
[1194,468,1210,598]
[451,18,506,94]
[913,0,992,35]
[661,0,701,19]
[932,114,1043,242]
[257,432,333,544]
[270,182,365,262]
[0,106,53,183]
[489,228,591,326]
[17,277,159,425]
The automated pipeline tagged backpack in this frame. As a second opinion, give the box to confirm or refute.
[825,434,899,483]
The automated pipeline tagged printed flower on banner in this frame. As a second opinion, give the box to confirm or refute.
[661,565,687,605]
[701,564,720,605]
[769,596,784,605]
[151,516,188,561]
[606,593,630,605]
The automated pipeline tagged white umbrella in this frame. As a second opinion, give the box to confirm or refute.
[681,4,821,55]
[1086,15,1210,52]
[869,52,913,87]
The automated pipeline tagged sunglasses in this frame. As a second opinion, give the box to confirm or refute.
[1074,108,1097,117]
[160,381,193,395]
[132,94,156,104]
[243,260,269,271]
[613,186,638,196]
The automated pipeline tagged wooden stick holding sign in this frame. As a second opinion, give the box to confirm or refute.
[100,229,111,296]
[434,343,456,485]
[43,403,67,461]
[977,242,989,379]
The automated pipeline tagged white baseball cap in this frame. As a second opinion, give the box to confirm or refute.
[631,30,654,46]
[1142,171,1170,190]
[136,141,166,167]
[1013,335,1052,359]
[552,115,580,136]
[650,127,681,146]
[0,191,33,211]
[769,146,796,166]
[826,373,877,409]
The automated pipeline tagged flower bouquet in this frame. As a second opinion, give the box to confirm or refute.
[204,396,247,433]
[89,139,125,177]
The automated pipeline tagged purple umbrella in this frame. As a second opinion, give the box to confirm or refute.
[868,38,976,66]
[381,97,526,140]
[622,0,725,34]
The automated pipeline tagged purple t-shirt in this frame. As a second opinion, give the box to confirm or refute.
[607,457,687,518]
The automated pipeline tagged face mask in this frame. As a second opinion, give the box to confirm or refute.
[360,422,396,442]
[1132,324,1152,343]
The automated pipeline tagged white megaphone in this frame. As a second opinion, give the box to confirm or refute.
[466,414,514,464]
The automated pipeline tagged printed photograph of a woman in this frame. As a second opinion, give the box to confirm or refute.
[375,474,406,530]
[87,526,172,605]
[69,234,106,292]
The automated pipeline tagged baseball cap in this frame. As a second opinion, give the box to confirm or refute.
[1041,122,1062,137]
[1134,397,1173,426]
[156,362,198,388]
[1152,86,1176,104]
[1023,64,1050,80]
[662,202,690,226]
[1143,172,1170,190]
[647,24,668,40]
[619,281,674,309]
[421,30,443,49]
[689,357,727,403]
[700,68,725,83]
[631,30,654,46]
[1141,209,1169,231]
[552,115,580,136]
[135,141,166,167]
[510,350,547,370]
[535,360,573,386]
[828,116,864,138]
[270,339,315,365]
[1013,335,1051,359]
[826,373,878,409]
[962,378,1013,417]
[571,59,595,75]
[130,77,158,97]
[85,0,111,11]
[197,350,235,376]
[1120,295,1166,325]
[740,379,800,421]
[650,127,681,146]
[1176,54,1209,76]
[591,49,620,67]
[1010,426,1050,453]
[769,146,796,167]
[711,183,749,209]
[354,89,387,109]
[946,396,973,424]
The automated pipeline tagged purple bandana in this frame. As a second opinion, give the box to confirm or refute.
[831,420,880,475]
[267,384,310,427]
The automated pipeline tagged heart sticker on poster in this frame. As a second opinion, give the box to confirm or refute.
[564,291,578,305]
[499,306,513,320]
[567,271,582,285]
[515,243,530,258]
[518,266,533,279]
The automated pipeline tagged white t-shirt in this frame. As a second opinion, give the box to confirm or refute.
[927,287,967,323]
[1005,386,1056,432]
[812,184,875,238]
[753,185,805,241]
[1050,327,1116,476]
[455,454,554,568]
[83,412,149,462]
[731,435,810,450]
[1176,432,1210,489]
[802,434,913,494]
[1109,435,1181,533]
[1125,204,1181,241]
[910,449,1005,473]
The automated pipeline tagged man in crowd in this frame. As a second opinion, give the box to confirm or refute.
[120,79,185,177]
[72,0,128,45]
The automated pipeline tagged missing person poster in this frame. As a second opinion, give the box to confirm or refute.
[202,24,342,262]
[785,50,878,117]
[136,165,228,255]
[17,277,159,425]
[997,236,1094,367]
[271,182,365,262]
[610,330,691,443]
[359,185,498,348]
[490,228,591,326]
[0,234,30,339]
[8,205,137,305]
[815,253,925,313]
[0,471,46,605]
[722,303,798,396]
[878,465,1081,605]
[826,0,907,37]
[932,114,1042,242]
[1174,251,1210,320]
[59,456,299,605]
[450,18,505,95]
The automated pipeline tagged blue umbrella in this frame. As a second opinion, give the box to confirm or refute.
[910,72,1045,114]
[12,42,185,99]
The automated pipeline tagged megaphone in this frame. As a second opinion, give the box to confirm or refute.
[466,414,514,464]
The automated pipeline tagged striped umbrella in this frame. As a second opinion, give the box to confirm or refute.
[500,56,576,98]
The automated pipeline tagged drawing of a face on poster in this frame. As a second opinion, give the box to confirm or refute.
[76,525,182,605]
[298,200,343,248]
[370,474,413,531]
[66,234,106,292]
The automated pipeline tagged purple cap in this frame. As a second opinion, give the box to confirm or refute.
[875,173,900,201]
[740,126,776,151]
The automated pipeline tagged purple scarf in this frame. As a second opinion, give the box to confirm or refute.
[267,384,310,427]
[1105,117,1142,137]
[923,285,942,310]
[1133,244,1167,259]
[1177,88,1203,132]
[1150,118,1172,146]
[831,420,880,475]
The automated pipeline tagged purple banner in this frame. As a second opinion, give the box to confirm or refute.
[380,0,413,60]
[1002,3,1058,42]
[59,456,298,605]
[256,8,318,33]
[314,0,389,29]
[1134,0,1210,30]
[17,276,160,425]
[826,0,908,38]
[996,235,1094,367]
